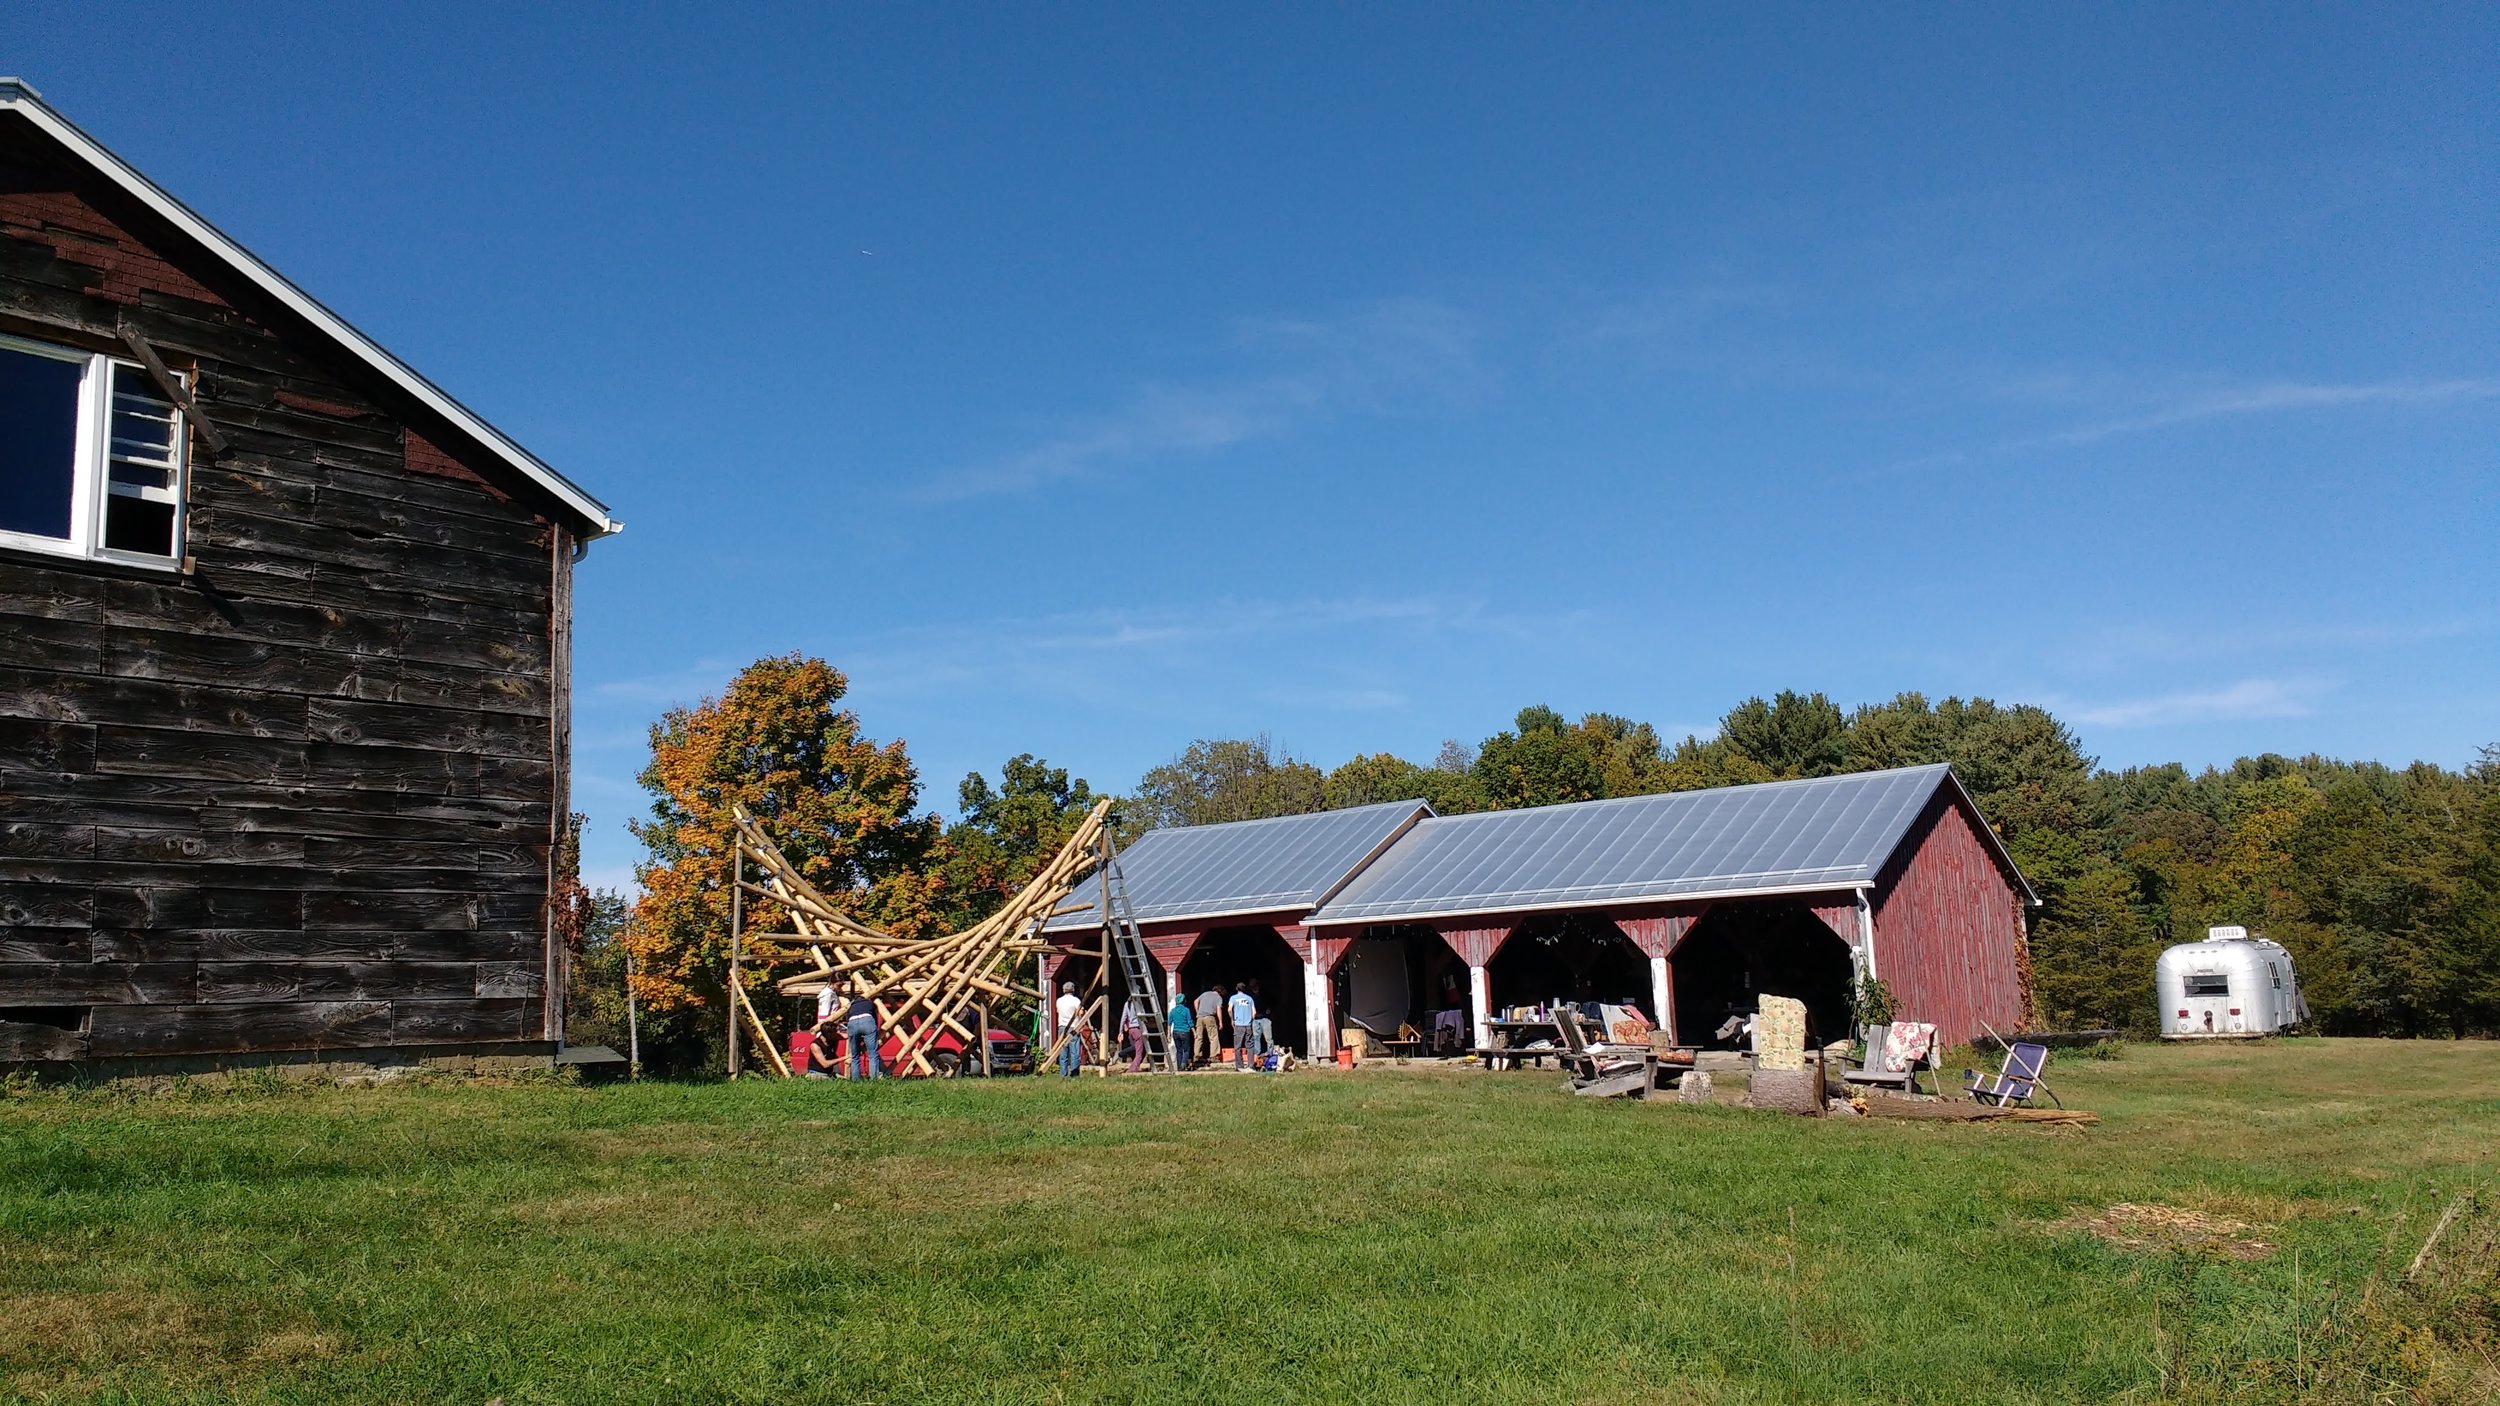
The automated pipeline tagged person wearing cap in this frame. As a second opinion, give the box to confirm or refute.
[1166,991,1195,1070]
[1054,980,1084,1077]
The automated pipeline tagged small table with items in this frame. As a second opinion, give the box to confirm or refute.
[1476,1014,1596,1071]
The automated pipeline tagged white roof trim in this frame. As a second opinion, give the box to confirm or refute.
[0,78,620,539]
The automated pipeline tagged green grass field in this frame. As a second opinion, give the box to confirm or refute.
[3,1039,2493,1405]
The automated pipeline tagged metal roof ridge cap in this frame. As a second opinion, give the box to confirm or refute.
[1304,802,1433,912]
[1304,878,1879,928]
[1142,797,1422,837]
[1313,859,1878,913]
[1397,763,1956,828]
[0,84,621,538]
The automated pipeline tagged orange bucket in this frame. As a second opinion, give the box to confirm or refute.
[1334,1048,1354,1069]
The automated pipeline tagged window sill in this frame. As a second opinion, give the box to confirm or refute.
[0,533,184,576]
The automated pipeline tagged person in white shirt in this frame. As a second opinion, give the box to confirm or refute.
[1054,981,1084,1077]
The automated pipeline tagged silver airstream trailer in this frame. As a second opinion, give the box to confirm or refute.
[2157,926,2307,1039]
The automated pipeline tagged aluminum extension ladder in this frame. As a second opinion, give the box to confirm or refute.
[1096,829,1179,1073]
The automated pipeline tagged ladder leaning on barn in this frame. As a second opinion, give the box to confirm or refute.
[1095,822,1179,1073]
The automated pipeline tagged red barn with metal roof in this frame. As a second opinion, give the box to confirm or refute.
[1050,765,2034,1057]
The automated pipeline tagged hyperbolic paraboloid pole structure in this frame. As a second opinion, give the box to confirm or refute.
[727,798,1114,1077]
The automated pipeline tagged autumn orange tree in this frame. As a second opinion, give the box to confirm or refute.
[623,655,945,1040]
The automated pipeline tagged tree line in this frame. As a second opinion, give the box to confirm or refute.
[581,656,2499,1071]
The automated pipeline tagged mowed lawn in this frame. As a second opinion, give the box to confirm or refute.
[3,1040,2494,1405]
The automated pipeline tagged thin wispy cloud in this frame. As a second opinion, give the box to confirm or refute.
[585,657,743,704]
[1255,683,1413,712]
[834,592,1541,705]
[2014,376,2500,451]
[2057,615,2492,673]
[2054,677,2326,729]
[915,297,1486,501]
[1878,373,2500,477]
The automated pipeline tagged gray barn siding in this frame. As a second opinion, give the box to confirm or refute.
[0,162,565,1062]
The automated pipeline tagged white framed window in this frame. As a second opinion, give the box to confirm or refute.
[0,332,188,567]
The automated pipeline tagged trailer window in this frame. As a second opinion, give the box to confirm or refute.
[2183,973,2229,997]
[2269,964,2281,990]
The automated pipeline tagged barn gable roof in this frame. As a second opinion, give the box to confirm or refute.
[1305,763,2035,927]
[1044,799,1431,932]
[0,79,619,540]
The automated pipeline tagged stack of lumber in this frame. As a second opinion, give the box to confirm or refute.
[727,798,1114,1077]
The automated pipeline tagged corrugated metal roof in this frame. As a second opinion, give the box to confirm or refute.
[1307,764,2018,925]
[1044,800,1430,932]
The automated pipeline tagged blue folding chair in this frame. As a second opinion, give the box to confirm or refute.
[1964,1041,2059,1107]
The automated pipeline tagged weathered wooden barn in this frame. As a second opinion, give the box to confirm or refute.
[1050,764,2035,1055]
[0,81,618,1068]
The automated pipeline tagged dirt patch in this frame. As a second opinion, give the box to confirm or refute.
[2057,1202,2275,1259]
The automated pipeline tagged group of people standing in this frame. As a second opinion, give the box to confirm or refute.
[1054,979,1276,1075]
[810,973,1287,1081]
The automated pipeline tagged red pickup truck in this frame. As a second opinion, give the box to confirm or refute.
[803,1019,1031,1077]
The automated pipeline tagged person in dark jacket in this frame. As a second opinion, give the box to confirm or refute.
[844,982,883,1080]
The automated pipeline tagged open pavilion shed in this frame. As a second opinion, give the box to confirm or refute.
[1305,764,2037,1051]
[1040,800,1429,1057]
[1043,764,2035,1061]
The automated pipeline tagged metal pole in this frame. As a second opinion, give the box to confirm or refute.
[729,845,745,1078]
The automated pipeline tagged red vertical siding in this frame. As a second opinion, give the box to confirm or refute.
[1807,901,1858,946]
[1870,795,2027,1045]
[1431,923,1517,967]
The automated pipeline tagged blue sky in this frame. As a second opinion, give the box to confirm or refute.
[20,4,2498,891]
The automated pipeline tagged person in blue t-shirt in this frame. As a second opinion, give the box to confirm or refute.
[1227,984,1258,1069]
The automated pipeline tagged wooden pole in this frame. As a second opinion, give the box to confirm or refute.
[624,947,641,1078]
[735,981,792,1078]
[729,845,745,1078]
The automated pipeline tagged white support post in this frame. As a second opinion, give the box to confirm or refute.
[1469,964,1491,1051]
[1854,888,1879,982]
[1304,954,1328,1058]
[1649,954,1673,1043]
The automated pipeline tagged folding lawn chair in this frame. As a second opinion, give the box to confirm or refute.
[1963,1040,2060,1108]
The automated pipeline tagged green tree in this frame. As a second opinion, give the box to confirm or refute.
[1473,706,1606,809]
[1652,733,1779,792]
[1572,712,1671,796]
[2028,861,2160,1034]
[1720,691,1849,778]
[1131,735,1325,830]
[938,755,1099,929]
